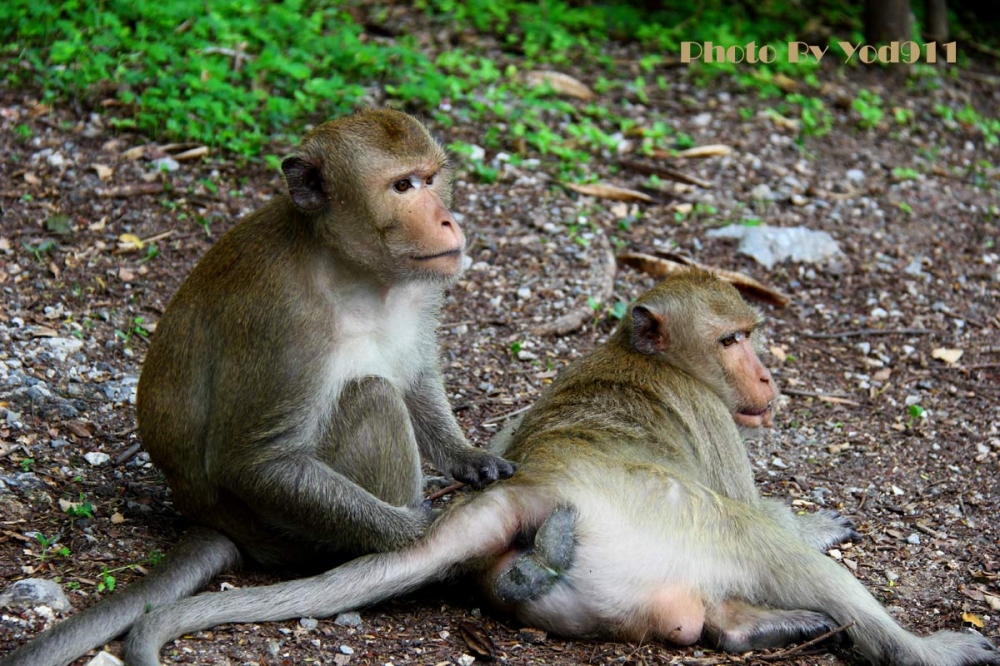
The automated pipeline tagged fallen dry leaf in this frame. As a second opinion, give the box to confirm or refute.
[123,145,147,160]
[111,512,126,524]
[769,346,787,362]
[25,325,59,338]
[524,70,594,100]
[24,172,40,186]
[92,163,114,181]
[65,421,93,438]
[962,611,984,628]
[616,252,790,307]
[563,182,653,203]
[676,144,733,159]
[872,368,892,382]
[458,620,496,660]
[173,146,210,161]
[931,348,963,364]
[117,233,144,252]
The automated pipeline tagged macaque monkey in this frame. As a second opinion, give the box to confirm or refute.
[124,270,999,666]
[0,109,515,666]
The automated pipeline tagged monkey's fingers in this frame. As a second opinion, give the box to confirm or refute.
[450,452,518,489]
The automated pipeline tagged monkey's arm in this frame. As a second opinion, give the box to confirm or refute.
[404,369,517,488]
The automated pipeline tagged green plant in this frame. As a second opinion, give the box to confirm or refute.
[97,566,116,593]
[115,316,150,344]
[22,239,55,262]
[33,533,70,561]
[63,492,95,519]
[852,89,884,130]
[609,300,628,320]
[907,404,925,426]
[19,457,34,472]
[892,167,920,180]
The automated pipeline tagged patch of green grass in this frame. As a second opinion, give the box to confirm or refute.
[852,89,884,130]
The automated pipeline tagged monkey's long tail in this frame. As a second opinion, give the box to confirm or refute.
[0,528,240,666]
[124,491,523,666]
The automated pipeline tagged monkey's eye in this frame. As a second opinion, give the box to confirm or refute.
[426,173,436,186]
[719,331,747,347]
[393,178,413,193]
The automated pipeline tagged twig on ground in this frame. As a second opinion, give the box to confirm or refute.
[781,388,861,406]
[757,621,856,661]
[427,481,466,502]
[804,328,932,340]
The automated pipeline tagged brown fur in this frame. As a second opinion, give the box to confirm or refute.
[1,109,514,666]
[125,271,998,666]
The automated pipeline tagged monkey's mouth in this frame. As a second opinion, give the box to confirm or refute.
[413,248,463,262]
[735,402,773,428]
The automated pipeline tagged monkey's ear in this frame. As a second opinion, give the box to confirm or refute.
[282,156,328,213]
[631,305,668,355]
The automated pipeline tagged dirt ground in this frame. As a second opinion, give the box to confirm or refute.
[1,34,998,666]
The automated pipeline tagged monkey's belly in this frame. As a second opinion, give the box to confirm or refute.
[510,467,718,643]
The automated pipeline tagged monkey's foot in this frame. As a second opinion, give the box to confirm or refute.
[494,505,578,604]
[704,600,840,652]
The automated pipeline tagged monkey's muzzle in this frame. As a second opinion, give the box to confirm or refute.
[735,402,773,428]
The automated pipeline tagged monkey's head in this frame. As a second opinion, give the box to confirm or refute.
[621,270,777,428]
[281,108,465,284]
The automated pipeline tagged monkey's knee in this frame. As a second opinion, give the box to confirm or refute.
[493,505,578,604]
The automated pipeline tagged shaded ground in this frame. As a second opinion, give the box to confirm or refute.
[1,35,999,666]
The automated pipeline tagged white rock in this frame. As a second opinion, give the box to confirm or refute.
[42,337,84,363]
[84,452,111,467]
[705,225,843,269]
[151,157,180,172]
[846,168,865,183]
[85,652,124,666]
[0,578,71,612]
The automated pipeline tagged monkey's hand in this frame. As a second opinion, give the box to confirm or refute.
[446,449,518,489]
[793,509,861,551]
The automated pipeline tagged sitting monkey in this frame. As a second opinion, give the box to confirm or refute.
[0,109,515,666]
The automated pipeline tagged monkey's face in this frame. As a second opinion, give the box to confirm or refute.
[716,328,776,428]
[382,166,465,281]
[628,272,776,429]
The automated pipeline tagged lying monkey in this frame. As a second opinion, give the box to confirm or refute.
[124,270,999,666]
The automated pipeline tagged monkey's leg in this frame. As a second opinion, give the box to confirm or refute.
[0,528,240,666]
[124,487,546,666]
[323,376,424,508]
[493,505,577,603]
[702,598,839,652]
[736,506,1000,665]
